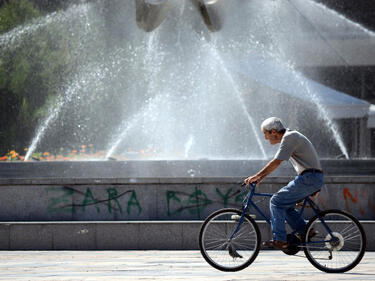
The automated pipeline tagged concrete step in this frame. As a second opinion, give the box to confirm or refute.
[1,220,374,250]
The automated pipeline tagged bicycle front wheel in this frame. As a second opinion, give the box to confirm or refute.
[199,208,261,272]
[303,209,366,273]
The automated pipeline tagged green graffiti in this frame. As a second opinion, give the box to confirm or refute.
[166,190,181,216]
[107,188,122,214]
[47,186,140,215]
[82,188,100,213]
[188,187,211,217]
[215,187,233,207]
[166,187,211,217]
[166,186,245,218]
[47,187,75,213]
[127,190,142,215]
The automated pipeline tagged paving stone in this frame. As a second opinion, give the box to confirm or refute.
[0,250,373,280]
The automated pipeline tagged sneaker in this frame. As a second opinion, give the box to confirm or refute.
[262,240,289,249]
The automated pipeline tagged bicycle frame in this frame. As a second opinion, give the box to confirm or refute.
[229,183,337,246]
[200,182,366,273]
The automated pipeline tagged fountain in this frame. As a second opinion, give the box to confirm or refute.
[1,2,375,252]
[1,0,374,178]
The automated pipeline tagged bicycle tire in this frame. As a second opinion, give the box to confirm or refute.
[303,209,366,273]
[199,208,261,272]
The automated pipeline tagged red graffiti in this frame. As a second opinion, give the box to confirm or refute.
[343,187,358,201]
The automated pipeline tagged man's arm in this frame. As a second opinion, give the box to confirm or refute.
[244,158,283,185]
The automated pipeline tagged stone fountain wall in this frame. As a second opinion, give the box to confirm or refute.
[0,174,374,250]
[0,175,374,221]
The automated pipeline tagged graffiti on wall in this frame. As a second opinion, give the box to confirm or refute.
[166,186,246,217]
[47,186,142,215]
[343,187,375,217]
[45,185,256,218]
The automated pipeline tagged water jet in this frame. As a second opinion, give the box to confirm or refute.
[1,0,374,169]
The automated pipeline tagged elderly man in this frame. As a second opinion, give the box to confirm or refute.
[244,117,324,249]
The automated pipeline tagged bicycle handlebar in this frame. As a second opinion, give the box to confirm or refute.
[240,182,257,187]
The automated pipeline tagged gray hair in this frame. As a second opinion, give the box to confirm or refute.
[261,117,285,132]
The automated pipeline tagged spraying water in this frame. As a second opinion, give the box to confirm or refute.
[25,63,108,160]
[105,94,166,159]
[252,0,350,159]
[105,30,164,159]
[9,0,372,161]
[206,37,268,159]
[184,135,195,159]
[25,96,63,161]
[294,70,349,159]
[0,4,92,50]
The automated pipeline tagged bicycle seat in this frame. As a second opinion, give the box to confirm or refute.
[296,190,320,207]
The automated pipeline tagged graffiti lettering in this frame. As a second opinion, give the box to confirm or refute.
[127,190,142,215]
[47,186,141,215]
[47,187,75,214]
[216,187,244,207]
[82,188,100,213]
[166,187,243,218]
[166,187,212,217]
[107,188,122,214]
[216,187,232,207]
[166,190,181,216]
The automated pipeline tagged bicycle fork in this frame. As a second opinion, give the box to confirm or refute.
[226,189,255,259]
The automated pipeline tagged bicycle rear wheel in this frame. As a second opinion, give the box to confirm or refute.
[199,208,261,272]
[303,209,366,273]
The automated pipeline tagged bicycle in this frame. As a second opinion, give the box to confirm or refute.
[199,183,366,273]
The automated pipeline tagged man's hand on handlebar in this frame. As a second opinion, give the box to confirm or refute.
[244,175,260,186]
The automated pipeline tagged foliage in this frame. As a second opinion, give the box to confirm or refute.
[0,0,82,155]
[0,0,40,33]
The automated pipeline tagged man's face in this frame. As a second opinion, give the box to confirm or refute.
[263,128,281,145]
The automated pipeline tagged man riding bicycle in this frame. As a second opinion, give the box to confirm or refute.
[244,117,324,249]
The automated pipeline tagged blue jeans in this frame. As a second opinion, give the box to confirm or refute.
[270,172,324,241]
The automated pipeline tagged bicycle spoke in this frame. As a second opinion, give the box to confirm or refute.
[303,210,366,273]
[204,239,228,249]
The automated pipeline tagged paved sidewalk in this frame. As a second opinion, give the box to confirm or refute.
[0,250,374,280]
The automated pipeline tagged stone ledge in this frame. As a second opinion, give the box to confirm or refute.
[0,221,373,250]
[1,159,374,180]
[1,176,375,185]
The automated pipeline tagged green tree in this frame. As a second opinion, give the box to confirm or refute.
[0,0,86,155]
[0,0,41,154]
[0,0,40,33]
